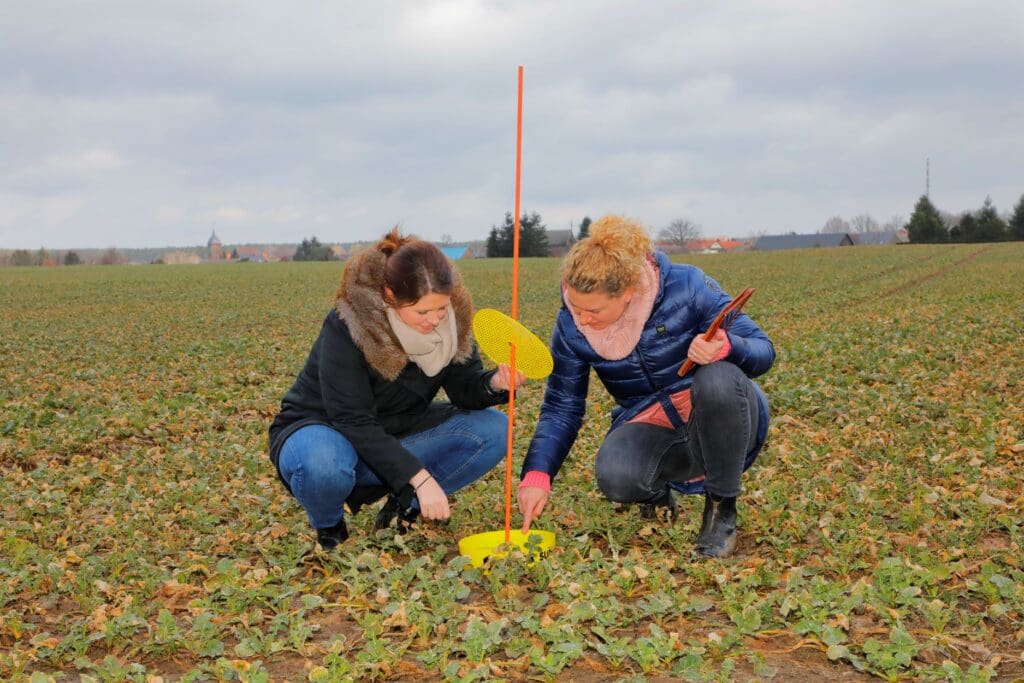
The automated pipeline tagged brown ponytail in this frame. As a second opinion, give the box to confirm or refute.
[377,226,454,305]
[376,226,409,257]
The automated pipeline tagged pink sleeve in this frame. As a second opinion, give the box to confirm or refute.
[519,470,551,493]
[713,331,732,362]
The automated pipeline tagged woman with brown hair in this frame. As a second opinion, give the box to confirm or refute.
[517,216,774,557]
[269,228,524,549]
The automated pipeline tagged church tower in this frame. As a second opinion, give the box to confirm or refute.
[207,230,223,260]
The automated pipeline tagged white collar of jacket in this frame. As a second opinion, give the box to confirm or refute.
[333,248,475,381]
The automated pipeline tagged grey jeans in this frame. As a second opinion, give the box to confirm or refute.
[595,362,759,502]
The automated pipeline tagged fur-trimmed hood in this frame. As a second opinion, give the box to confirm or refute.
[333,247,475,381]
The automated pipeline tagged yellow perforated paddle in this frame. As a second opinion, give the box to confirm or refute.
[472,308,554,380]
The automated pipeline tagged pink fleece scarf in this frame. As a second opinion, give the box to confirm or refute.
[565,257,660,361]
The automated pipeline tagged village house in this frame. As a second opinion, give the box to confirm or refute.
[233,246,272,262]
[753,233,856,250]
[682,238,752,254]
[438,245,474,260]
[546,229,575,257]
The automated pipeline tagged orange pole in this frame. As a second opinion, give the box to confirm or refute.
[504,65,524,542]
[504,343,516,543]
[511,65,523,321]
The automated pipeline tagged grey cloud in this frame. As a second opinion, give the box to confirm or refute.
[1,1,1022,248]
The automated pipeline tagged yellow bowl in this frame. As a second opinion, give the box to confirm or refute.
[458,529,556,568]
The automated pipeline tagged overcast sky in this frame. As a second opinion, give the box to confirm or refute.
[2,1,1022,249]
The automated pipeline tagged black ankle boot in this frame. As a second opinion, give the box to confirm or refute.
[696,492,737,558]
[315,518,349,550]
[639,488,679,523]
[374,495,419,535]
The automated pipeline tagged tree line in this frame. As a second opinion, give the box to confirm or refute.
[7,194,1022,267]
[820,214,907,234]
[905,194,1024,243]
[5,248,112,266]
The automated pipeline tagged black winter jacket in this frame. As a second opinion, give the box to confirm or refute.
[268,248,507,493]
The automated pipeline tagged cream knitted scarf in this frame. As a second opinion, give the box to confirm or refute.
[385,304,458,377]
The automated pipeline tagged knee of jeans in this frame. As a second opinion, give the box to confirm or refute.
[296,446,356,500]
[595,446,643,503]
[691,362,746,410]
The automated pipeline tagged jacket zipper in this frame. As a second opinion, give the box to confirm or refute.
[634,344,657,393]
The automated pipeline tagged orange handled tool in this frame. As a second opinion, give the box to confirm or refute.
[678,287,755,377]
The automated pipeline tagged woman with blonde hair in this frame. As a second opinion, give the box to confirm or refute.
[269,227,525,549]
[517,216,774,557]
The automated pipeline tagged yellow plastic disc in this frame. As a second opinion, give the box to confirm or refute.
[458,529,556,568]
[472,309,554,379]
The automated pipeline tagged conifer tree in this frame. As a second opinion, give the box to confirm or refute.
[974,197,1008,241]
[486,212,549,257]
[906,195,947,243]
[1010,194,1024,241]
[578,216,592,239]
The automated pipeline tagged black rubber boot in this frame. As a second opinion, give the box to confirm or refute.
[374,495,419,535]
[315,518,349,550]
[639,488,679,523]
[696,492,738,558]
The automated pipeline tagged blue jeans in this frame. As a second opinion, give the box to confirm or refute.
[278,408,507,529]
[595,362,760,502]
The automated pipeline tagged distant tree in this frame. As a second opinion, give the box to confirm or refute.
[849,214,879,233]
[64,251,81,266]
[439,233,453,245]
[519,213,550,257]
[821,215,850,234]
[100,247,125,265]
[34,247,48,266]
[486,212,549,257]
[906,195,947,243]
[578,216,592,239]
[293,236,337,261]
[11,249,32,266]
[658,218,702,245]
[974,196,1008,242]
[485,226,504,258]
[881,215,905,232]
[1009,194,1024,241]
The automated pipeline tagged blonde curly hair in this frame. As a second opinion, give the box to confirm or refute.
[561,215,653,296]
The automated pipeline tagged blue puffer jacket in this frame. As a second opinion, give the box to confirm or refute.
[522,251,775,494]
